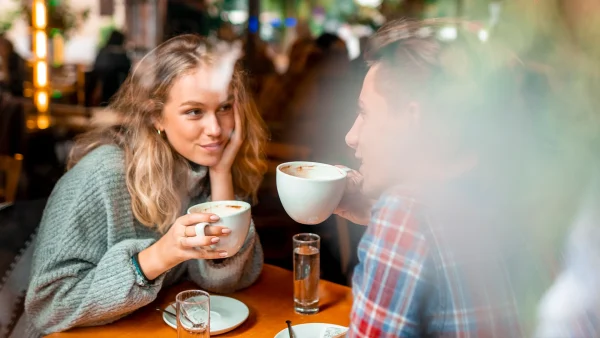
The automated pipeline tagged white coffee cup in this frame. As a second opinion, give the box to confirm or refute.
[187,200,251,257]
[276,161,348,225]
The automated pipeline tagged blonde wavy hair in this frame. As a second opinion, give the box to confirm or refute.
[68,34,268,232]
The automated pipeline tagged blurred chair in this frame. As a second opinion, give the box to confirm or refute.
[84,69,101,107]
[0,92,25,157]
[335,215,351,276]
[265,142,311,174]
[0,198,47,338]
[76,64,87,105]
[0,154,23,203]
[49,65,80,105]
[262,141,312,194]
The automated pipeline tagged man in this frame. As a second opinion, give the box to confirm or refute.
[93,30,131,106]
[334,19,537,337]
[0,35,25,97]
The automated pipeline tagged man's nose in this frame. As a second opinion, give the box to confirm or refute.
[345,118,360,150]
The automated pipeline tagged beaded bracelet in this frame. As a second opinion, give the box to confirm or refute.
[131,252,151,284]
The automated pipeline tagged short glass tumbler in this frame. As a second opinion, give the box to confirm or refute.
[176,290,210,338]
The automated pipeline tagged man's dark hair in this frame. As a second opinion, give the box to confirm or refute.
[364,18,501,103]
[106,30,126,47]
[364,18,529,195]
[315,33,344,51]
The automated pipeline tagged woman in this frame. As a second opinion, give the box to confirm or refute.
[25,34,268,335]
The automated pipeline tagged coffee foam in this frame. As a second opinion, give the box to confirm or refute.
[280,165,315,178]
[280,164,343,180]
[194,204,246,217]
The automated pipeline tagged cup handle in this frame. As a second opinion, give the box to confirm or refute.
[336,166,353,174]
[195,222,209,237]
[195,222,217,250]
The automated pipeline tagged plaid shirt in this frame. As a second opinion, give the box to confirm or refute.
[348,186,522,337]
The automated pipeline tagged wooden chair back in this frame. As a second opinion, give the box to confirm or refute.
[265,142,311,174]
[0,154,23,202]
[259,142,312,195]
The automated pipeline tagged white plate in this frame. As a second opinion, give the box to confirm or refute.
[274,323,348,338]
[163,295,249,335]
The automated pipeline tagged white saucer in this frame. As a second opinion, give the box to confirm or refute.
[163,295,249,335]
[274,323,348,338]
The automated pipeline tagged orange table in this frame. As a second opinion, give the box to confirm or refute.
[46,264,353,337]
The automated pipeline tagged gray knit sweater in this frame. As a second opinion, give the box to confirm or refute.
[24,145,263,336]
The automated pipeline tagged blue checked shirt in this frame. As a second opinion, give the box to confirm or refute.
[348,186,523,337]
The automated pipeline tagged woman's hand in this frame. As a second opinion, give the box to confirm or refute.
[334,167,375,226]
[210,106,244,175]
[138,213,231,280]
[209,106,244,201]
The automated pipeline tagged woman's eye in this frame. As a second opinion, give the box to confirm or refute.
[185,109,203,116]
[218,104,233,113]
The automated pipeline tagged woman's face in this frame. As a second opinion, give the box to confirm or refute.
[157,66,235,167]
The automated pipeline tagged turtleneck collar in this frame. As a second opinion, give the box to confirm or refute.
[186,161,209,198]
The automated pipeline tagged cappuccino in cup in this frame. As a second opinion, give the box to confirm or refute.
[187,200,251,256]
[276,161,347,225]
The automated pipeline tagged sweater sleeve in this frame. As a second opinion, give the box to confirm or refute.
[187,220,264,293]
[25,148,170,334]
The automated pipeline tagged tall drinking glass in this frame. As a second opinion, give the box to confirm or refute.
[293,233,320,314]
[176,290,210,338]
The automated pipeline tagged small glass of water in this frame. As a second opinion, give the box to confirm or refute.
[293,233,320,314]
[176,290,210,338]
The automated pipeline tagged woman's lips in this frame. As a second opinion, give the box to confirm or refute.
[200,142,223,152]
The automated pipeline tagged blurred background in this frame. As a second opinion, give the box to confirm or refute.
[0,0,598,287]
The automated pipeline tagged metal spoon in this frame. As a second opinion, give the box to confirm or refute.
[156,307,207,331]
[156,307,176,318]
[286,320,295,338]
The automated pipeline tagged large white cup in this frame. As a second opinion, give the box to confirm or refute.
[276,161,348,225]
[187,200,251,257]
